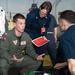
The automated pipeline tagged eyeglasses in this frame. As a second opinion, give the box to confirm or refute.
[39,9,47,17]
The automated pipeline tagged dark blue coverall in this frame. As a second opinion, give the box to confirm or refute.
[56,25,75,75]
[46,15,57,66]
[25,8,51,71]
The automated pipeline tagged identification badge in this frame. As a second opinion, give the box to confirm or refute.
[41,27,46,33]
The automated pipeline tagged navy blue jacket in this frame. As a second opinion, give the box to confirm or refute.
[25,9,51,39]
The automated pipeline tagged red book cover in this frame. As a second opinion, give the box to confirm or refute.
[32,37,50,47]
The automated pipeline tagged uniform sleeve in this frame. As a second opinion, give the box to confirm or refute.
[51,15,57,28]
[60,36,75,61]
[25,35,38,59]
[26,10,35,28]
[0,34,12,64]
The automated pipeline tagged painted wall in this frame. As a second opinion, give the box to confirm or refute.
[56,0,75,22]
[0,0,75,20]
[0,0,55,19]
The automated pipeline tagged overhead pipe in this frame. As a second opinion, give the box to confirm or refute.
[52,0,62,19]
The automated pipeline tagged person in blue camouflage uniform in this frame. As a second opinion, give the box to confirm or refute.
[25,1,52,71]
[54,10,75,75]
[0,13,45,75]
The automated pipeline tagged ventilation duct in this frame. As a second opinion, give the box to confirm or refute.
[29,3,38,11]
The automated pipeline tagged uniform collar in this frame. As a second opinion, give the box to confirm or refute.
[11,28,25,38]
[11,28,17,37]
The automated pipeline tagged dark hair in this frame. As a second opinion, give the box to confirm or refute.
[13,13,25,23]
[39,1,52,14]
[59,10,75,23]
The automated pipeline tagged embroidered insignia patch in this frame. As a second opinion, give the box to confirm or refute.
[13,40,18,45]
[1,35,6,40]
[21,41,26,45]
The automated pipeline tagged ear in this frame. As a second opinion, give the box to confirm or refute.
[63,19,68,26]
[13,22,16,27]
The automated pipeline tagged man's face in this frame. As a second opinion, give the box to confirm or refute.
[39,9,47,18]
[14,18,25,33]
[58,19,66,32]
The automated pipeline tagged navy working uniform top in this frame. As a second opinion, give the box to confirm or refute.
[25,9,51,54]
[57,25,75,62]
[47,14,57,44]
[25,9,51,39]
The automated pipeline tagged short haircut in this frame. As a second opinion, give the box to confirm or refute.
[13,13,25,23]
[39,1,52,14]
[59,10,75,23]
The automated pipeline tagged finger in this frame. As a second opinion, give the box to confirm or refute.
[40,57,44,61]
[41,53,45,56]
[54,65,61,69]
[18,59,23,62]
[41,58,44,61]
[54,66,58,69]
[19,57,24,61]
[54,66,56,68]
[54,65,59,68]
[13,55,16,58]
[21,57,24,60]
[13,55,17,61]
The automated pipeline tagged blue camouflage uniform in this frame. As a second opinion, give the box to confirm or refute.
[58,25,75,61]
[25,9,51,54]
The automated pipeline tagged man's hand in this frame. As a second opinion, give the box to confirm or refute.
[12,55,24,62]
[54,63,64,69]
[36,53,45,61]
[54,62,67,70]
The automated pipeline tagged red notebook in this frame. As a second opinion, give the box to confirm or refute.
[32,37,50,47]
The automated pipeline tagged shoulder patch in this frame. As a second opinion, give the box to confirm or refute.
[1,33,7,40]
